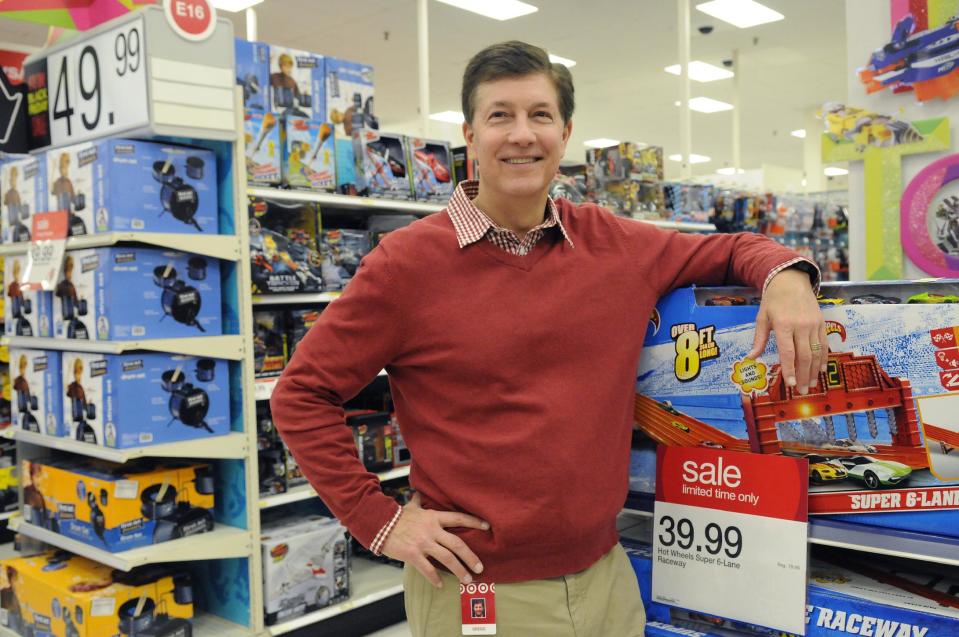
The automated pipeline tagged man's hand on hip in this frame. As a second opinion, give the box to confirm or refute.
[381,492,489,588]
[747,267,827,395]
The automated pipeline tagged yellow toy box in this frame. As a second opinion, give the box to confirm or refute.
[0,550,193,637]
[22,458,215,552]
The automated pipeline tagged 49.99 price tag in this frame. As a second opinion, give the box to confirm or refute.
[24,211,68,291]
[652,446,809,635]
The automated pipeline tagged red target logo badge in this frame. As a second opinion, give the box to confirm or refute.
[163,0,217,42]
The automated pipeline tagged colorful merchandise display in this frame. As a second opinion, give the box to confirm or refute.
[244,112,281,185]
[0,551,194,637]
[4,255,53,337]
[235,38,270,114]
[586,142,664,218]
[354,131,413,200]
[901,152,959,277]
[319,229,370,291]
[347,410,394,473]
[408,137,453,202]
[268,46,324,121]
[548,165,587,203]
[257,403,287,497]
[9,348,61,437]
[281,116,335,191]
[325,57,376,194]
[1,155,45,244]
[287,307,322,358]
[249,197,324,294]
[253,309,287,378]
[22,457,215,551]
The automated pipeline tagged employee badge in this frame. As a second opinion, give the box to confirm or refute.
[460,581,496,635]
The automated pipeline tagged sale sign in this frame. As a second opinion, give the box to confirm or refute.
[652,446,808,635]
[23,210,69,292]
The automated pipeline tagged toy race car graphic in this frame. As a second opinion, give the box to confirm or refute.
[835,455,912,489]
[859,14,959,102]
[704,295,747,306]
[804,453,849,483]
[850,293,900,304]
[907,292,959,303]
[669,420,691,433]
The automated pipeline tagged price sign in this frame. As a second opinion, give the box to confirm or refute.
[652,446,808,635]
[45,16,148,147]
[23,211,69,291]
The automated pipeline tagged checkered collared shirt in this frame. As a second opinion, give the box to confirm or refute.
[446,180,574,255]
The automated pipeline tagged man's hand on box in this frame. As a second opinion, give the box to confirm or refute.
[747,268,827,395]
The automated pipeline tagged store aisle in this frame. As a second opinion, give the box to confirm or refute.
[367,622,412,637]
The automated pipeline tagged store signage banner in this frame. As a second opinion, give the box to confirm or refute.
[0,63,28,153]
[652,446,809,635]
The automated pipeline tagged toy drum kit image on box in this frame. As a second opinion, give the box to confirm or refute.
[9,348,62,437]
[1,155,46,244]
[53,248,222,340]
[22,457,215,552]
[61,352,229,448]
[635,280,959,538]
[0,551,194,637]
[4,255,53,338]
[249,197,324,294]
[261,515,350,625]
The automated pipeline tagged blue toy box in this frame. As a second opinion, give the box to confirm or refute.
[1,155,46,244]
[245,111,281,185]
[268,45,324,122]
[281,116,335,191]
[4,254,53,338]
[325,57,375,193]
[9,348,62,437]
[60,351,230,448]
[355,131,413,200]
[54,247,222,341]
[46,139,218,236]
[235,38,270,114]
[635,280,959,539]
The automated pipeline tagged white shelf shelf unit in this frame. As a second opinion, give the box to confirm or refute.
[259,465,410,509]
[255,368,386,402]
[12,429,248,462]
[248,187,444,216]
[5,335,247,360]
[0,231,242,261]
[252,291,342,306]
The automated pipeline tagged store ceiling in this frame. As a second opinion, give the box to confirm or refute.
[0,0,848,179]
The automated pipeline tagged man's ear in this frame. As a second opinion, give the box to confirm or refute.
[462,121,474,150]
[562,118,573,143]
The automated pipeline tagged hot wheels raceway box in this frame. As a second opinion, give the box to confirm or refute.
[1,155,46,244]
[60,351,229,448]
[261,515,350,625]
[354,131,412,200]
[46,139,218,236]
[4,255,53,338]
[22,457,215,552]
[245,111,281,185]
[269,46,324,121]
[53,247,222,341]
[0,551,194,637]
[635,280,959,538]
[9,348,62,437]
[281,116,335,191]
[409,138,454,202]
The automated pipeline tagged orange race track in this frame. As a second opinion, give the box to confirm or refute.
[924,423,959,454]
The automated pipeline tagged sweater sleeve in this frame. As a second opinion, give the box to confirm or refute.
[270,243,404,550]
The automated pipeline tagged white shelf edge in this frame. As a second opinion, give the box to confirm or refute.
[252,292,341,306]
[267,559,403,635]
[5,335,246,361]
[0,611,253,637]
[0,232,241,261]
[13,429,248,461]
[0,511,17,522]
[9,517,254,572]
[634,218,717,232]
[259,465,409,509]
[808,519,959,567]
[248,187,445,216]
[255,369,386,402]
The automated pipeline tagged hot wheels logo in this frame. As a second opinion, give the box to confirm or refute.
[825,320,846,341]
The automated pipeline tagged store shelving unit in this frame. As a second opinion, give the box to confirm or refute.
[5,335,246,360]
[253,291,341,306]
[254,369,386,402]
[248,186,444,216]
[0,232,242,261]
[259,465,410,509]
[10,429,248,462]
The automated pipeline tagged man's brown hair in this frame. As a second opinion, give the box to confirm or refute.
[461,41,575,126]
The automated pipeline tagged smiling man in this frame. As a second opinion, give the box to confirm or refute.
[272,41,824,636]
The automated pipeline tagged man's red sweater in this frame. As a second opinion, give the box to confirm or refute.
[271,200,810,583]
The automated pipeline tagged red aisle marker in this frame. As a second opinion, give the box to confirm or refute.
[163,0,217,42]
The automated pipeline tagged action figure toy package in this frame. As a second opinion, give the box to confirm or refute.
[1,155,46,244]
[46,140,219,236]
[257,403,287,497]
[347,410,394,473]
[319,229,370,291]
[261,515,350,625]
[235,38,270,114]
[8,348,62,437]
[586,142,665,218]
[253,309,287,378]
[245,112,281,185]
[0,551,194,637]
[354,131,412,200]
[325,57,376,194]
[21,457,215,552]
[408,138,453,202]
[451,145,479,183]
[287,307,322,358]
[53,248,222,341]
[549,164,588,204]
[249,197,324,294]
[281,116,335,191]
[4,255,53,337]
[368,214,416,248]
[60,351,230,448]
[635,279,959,538]
[268,46,324,121]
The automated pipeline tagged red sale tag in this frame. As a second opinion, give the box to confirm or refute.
[460,582,496,635]
[32,210,68,241]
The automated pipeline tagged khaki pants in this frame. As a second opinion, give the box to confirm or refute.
[403,544,646,636]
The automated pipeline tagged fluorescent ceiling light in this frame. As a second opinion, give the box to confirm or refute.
[584,138,620,148]
[549,53,577,68]
[675,97,734,113]
[824,167,848,177]
[716,167,745,175]
[664,61,734,82]
[790,129,807,139]
[429,110,466,124]
[211,0,263,11]
[435,0,538,20]
[695,0,784,29]
[669,153,712,164]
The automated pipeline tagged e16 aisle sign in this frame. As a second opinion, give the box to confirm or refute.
[652,446,809,635]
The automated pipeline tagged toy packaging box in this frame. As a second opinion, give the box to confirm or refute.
[586,142,665,218]
[268,46,324,121]
[635,279,959,539]
[347,410,394,473]
[22,457,215,552]
[235,38,270,114]
[354,131,413,200]
[409,138,453,202]
[257,402,287,497]
[249,197,324,294]
[245,111,281,185]
[281,116,335,191]
[325,57,375,194]
[0,440,16,513]
[60,351,229,448]
[46,139,218,236]
[261,515,350,625]
[0,551,194,637]
[319,229,370,291]
[549,164,587,204]
[253,309,287,377]
[9,348,62,437]
[1,155,46,244]
[287,307,321,358]
[4,255,53,338]
[452,145,479,183]
[53,247,222,341]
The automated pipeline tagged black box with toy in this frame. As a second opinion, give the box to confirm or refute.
[249,197,324,294]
